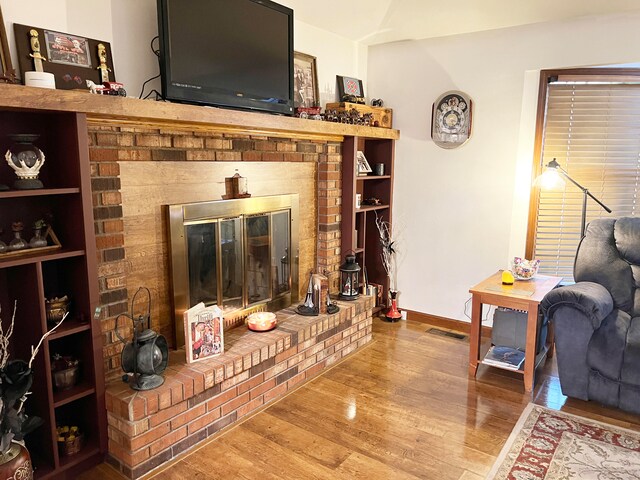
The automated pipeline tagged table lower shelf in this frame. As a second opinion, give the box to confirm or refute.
[479,344,550,375]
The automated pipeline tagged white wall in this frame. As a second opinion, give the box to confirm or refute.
[1,0,363,103]
[367,12,640,323]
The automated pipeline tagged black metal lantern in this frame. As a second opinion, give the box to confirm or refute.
[339,253,361,300]
[114,287,169,391]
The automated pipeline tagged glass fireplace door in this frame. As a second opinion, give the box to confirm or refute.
[185,221,218,308]
[168,194,299,347]
[220,217,243,312]
[245,214,271,305]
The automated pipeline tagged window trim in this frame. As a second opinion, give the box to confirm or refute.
[524,67,640,259]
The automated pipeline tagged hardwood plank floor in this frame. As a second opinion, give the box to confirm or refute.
[81,317,640,479]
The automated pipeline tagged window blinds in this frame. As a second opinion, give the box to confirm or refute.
[534,83,640,281]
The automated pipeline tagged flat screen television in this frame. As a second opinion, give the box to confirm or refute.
[157,0,294,115]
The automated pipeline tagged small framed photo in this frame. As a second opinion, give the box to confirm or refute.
[357,150,372,175]
[293,51,319,108]
[44,30,92,68]
[337,75,364,99]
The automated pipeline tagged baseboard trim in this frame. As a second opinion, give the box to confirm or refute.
[405,309,492,337]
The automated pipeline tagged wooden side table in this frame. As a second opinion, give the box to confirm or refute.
[468,271,562,392]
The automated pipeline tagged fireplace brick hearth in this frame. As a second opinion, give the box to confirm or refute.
[105,297,373,478]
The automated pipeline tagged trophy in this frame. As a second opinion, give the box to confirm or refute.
[5,134,46,189]
[24,29,55,89]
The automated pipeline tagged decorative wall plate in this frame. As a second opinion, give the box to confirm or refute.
[431,90,473,149]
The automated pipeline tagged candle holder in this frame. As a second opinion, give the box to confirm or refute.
[5,134,46,189]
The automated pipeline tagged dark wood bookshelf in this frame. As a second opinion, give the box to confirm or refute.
[0,110,106,478]
[341,136,395,309]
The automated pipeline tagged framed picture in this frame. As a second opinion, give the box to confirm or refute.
[337,75,364,99]
[357,150,372,175]
[183,302,224,363]
[44,31,92,68]
[293,51,319,108]
[0,5,13,77]
[13,23,116,90]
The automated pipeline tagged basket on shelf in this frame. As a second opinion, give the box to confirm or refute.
[57,426,83,456]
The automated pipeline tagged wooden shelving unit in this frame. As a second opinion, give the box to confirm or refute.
[341,136,395,309]
[0,110,106,479]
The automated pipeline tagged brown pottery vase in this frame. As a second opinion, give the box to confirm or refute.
[0,443,33,480]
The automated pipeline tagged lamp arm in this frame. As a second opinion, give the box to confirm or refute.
[556,166,612,213]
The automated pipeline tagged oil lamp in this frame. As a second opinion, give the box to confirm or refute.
[114,287,169,390]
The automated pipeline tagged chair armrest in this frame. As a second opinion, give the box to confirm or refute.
[541,282,614,330]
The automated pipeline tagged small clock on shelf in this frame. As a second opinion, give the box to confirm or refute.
[431,91,473,149]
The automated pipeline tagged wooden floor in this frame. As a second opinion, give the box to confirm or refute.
[82,317,640,480]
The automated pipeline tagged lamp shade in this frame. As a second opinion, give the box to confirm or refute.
[534,166,565,190]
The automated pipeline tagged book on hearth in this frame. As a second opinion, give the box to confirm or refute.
[183,302,224,364]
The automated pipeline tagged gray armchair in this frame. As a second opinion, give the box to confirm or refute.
[541,217,640,414]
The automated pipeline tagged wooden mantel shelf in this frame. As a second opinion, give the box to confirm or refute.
[0,84,399,141]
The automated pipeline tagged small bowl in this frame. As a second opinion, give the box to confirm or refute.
[511,258,540,280]
[247,312,277,332]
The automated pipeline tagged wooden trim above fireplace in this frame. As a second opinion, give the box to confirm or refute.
[0,84,400,142]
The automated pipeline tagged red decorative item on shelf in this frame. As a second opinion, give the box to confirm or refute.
[0,443,33,479]
[386,290,402,322]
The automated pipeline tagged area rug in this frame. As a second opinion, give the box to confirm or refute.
[486,403,640,479]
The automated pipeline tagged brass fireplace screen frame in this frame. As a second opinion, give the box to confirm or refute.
[166,194,299,347]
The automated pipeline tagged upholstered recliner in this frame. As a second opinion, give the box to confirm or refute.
[541,217,640,414]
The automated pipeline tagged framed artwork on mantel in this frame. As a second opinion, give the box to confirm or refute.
[294,51,319,108]
[13,23,116,90]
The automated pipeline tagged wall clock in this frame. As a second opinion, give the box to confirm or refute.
[431,91,473,149]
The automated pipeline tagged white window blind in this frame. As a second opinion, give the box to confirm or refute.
[534,83,640,281]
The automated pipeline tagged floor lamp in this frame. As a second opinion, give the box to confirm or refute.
[536,158,612,237]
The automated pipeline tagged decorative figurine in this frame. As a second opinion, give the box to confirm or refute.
[29,29,46,72]
[24,29,56,89]
[296,272,319,316]
[96,43,111,83]
[9,222,28,251]
[85,79,104,94]
[29,219,48,248]
[5,134,45,189]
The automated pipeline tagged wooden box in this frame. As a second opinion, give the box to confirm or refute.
[325,102,393,129]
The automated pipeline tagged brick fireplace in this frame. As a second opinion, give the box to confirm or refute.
[88,125,344,377]
[88,123,374,477]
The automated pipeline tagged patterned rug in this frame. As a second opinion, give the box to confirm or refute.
[486,403,640,479]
